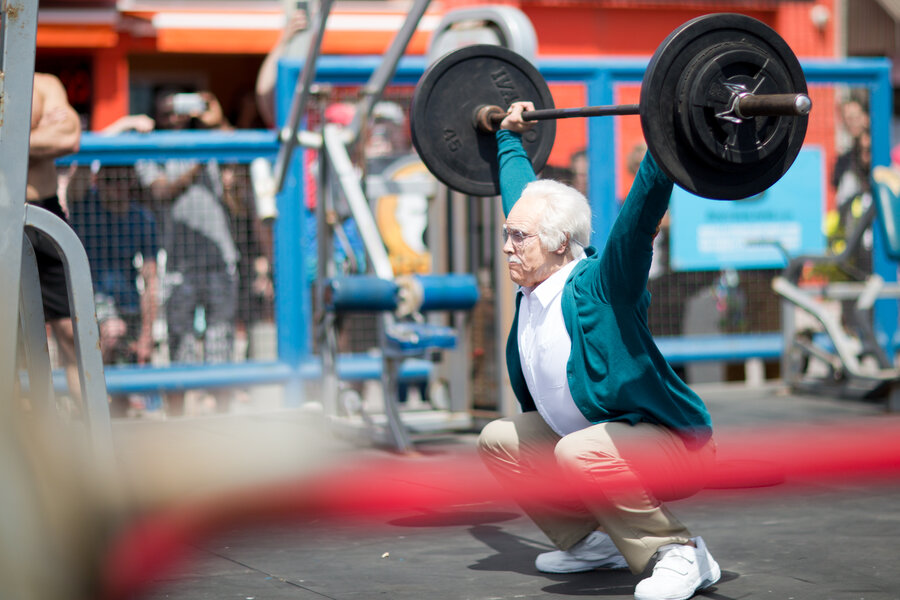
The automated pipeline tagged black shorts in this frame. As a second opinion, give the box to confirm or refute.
[25,197,71,320]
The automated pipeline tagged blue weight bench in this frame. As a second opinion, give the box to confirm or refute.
[323,274,479,451]
[385,322,458,354]
[772,165,900,410]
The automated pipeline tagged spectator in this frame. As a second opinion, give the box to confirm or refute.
[831,96,870,195]
[256,7,312,129]
[570,148,588,196]
[69,162,159,417]
[135,89,239,416]
[823,127,873,290]
[27,72,82,412]
[835,129,872,223]
[365,101,411,173]
[825,97,872,272]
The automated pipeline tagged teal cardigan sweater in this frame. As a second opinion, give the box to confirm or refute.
[497,130,713,448]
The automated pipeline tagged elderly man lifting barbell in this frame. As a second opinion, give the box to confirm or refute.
[476,101,720,600]
[405,13,815,599]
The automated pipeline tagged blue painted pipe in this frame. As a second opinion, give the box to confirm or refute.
[417,274,480,311]
[48,355,434,396]
[327,276,399,311]
[327,274,479,312]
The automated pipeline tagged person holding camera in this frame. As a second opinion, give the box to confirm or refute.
[134,89,239,416]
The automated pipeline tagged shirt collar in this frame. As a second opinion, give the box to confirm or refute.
[522,256,582,307]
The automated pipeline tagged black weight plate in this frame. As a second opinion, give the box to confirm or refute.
[410,45,556,197]
[641,13,808,200]
[679,43,792,165]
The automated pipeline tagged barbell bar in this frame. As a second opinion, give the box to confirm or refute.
[410,13,811,200]
[474,91,811,134]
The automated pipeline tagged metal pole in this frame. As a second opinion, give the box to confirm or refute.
[272,0,336,193]
[345,0,433,145]
[322,125,393,279]
[0,0,38,407]
[24,206,114,456]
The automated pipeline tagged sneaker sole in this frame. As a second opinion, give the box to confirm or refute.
[633,569,721,600]
[536,561,629,574]
[702,565,722,589]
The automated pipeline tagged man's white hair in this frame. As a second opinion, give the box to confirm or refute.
[520,179,592,258]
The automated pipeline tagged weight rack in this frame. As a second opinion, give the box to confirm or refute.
[1,0,113,465]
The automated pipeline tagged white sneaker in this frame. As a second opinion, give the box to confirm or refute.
[633,536,721,600]
[535,531,628,573]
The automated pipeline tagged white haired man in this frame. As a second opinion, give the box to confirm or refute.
[477,102,720,600]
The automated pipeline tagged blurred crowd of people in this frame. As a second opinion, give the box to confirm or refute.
[52,88,279,417]
[31,0,884,421]
[33,1,424,419]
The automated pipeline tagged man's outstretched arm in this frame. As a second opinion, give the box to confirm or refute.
[598,150,672,303]
[495,102,538,217]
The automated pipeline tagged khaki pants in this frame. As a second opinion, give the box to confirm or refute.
[477,412,716,573]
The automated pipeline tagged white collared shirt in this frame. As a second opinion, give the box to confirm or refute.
[517,257,591,436]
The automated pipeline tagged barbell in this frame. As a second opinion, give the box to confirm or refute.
[410,13,811,200]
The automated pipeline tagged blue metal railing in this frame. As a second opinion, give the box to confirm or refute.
[54,55,892,397]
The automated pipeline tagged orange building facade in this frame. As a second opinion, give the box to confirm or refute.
[36,0,839,130]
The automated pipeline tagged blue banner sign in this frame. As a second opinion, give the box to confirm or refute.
[670,148,825,271]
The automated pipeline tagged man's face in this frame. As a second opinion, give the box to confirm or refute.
[571,153,588,194]
[96,168,133,213]
[503,194,563,288]
[156,94,191,130]
[842,101,869,139]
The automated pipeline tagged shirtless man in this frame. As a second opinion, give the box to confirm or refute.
[27,73,82,409]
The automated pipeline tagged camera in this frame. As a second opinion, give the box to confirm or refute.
[171,93,206,115]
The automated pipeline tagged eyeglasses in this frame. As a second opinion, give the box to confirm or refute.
[502,225,539,250]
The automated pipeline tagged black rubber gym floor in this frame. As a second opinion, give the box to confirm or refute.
[131,383,900,600]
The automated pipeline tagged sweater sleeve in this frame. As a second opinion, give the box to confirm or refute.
[598,150,673,303]
[496,129,537,218]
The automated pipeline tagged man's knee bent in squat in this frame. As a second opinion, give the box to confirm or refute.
[477,418,518,466]
[553,424,624,471]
